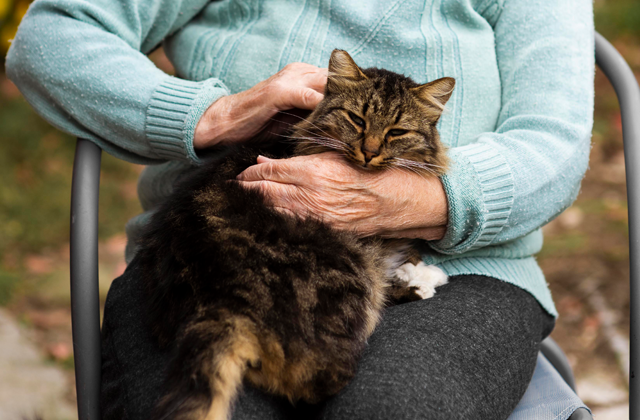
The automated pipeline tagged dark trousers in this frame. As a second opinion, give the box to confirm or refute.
[101,259,555,420]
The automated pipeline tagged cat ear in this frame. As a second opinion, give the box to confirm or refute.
[327,49,367,92]
[411,77,456,114]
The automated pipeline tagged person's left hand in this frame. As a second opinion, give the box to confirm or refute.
[235,152,449,240]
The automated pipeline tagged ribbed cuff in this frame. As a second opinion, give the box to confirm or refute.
[430,142,515,254]
[145,77,230,164]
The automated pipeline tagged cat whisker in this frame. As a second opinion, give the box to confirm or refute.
[266,118,326,140]
[400,165,428,177]
[293,139,350,154]
[270,133,326,145]
[388,159,438,177]
[388,166,418,179]
[270,132,300,141]
[393,158,443,173]
[266,114,353,155]
[277,131,350,153]
[265,116,337,143]
[271,133,346,151]
[288,135,351,153]
[394,157,445,171]
[276,111,335,139]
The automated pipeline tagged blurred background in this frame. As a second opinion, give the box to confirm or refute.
[0,0,637,419]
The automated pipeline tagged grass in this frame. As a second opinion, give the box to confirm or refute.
[0,81,142,304]
[595,0,640,41]
[0,269,19,305]
[0,98,143,256]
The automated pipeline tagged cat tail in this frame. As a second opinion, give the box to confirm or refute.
[151,315,262,420]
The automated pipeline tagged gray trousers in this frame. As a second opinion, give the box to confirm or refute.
[101,259,554,420]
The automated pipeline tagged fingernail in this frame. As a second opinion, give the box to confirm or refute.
[257,155,273,161]
[236,173,244,180]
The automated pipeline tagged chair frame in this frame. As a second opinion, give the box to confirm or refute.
[594,32,640,418]
[70,135,101,419]
[69,32,640,420]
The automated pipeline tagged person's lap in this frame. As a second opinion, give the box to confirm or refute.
[101,259,554,420]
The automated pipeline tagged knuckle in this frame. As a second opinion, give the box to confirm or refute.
[258,181,271,194]
[281,63,296,75]
[265,163,277,178]
[300,89,316,106]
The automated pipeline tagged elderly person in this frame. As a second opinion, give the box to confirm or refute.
[6,0,594,418]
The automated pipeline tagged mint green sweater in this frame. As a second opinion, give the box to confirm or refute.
[6,0,595,317]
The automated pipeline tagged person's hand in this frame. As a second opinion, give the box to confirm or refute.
[236,153,448,240]
[194,63,327,149]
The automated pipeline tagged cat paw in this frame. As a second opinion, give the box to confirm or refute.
[395,262,448,299]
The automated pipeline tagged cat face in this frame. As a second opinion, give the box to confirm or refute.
[292,50,454,176]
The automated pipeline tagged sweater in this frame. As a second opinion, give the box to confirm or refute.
[5,0,596,317]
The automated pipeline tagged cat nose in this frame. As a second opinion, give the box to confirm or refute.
[361,146,381,163]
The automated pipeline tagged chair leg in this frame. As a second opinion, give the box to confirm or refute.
[70,138,102,420]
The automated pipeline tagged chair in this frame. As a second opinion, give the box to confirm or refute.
[68,32,640,420]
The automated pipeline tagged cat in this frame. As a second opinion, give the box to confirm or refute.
[137,50,454,420]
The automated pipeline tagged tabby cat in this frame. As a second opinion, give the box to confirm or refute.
[139,50,454,420]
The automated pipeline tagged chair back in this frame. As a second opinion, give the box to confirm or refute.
[594,32,640,419]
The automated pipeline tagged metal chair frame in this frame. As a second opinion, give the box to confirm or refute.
[69,32,640,420]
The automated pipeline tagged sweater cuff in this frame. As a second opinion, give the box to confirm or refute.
[145,77,230,164]
[429,142,515,254]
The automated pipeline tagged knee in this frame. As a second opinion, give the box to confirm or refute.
[318,378,479,420]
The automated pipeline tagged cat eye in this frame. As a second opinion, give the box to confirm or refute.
[348,112,366,129]
[387,129,408,137]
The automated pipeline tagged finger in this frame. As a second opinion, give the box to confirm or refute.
[291,87,324,110]
[236,180,297,209]
[256,155,275,164]
[236,179,284,196]
[237,156,312,184]
[305,69,328,93]
[236,160,289,182]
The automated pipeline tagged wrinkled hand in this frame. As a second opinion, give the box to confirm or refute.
[194,63,327,148]
[236,153,448,240]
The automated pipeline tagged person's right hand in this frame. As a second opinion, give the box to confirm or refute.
[194,63,327,149]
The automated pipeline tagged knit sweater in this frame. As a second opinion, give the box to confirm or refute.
[6,0,595,317]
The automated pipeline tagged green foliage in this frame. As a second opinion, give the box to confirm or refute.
[0,0,32,57]
[59,355,75,371]
[539,232,590,258]
[0,96,75,256]
[0,269,19,305]
[595,0,640,41]
[0,93,142,266]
